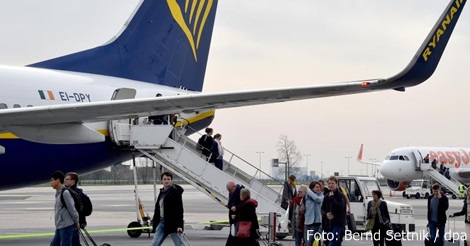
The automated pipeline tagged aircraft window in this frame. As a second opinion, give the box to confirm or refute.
[390,156,399,160]
[399,156,405,161]
[27,105,33,107]
[13,104,21,108]
[404,156,410,161]
[0,103,7,109]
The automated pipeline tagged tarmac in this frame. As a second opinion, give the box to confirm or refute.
[0,184,467,245]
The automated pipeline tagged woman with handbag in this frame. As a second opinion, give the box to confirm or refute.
[235,188,260,246]
[365,190,391,246]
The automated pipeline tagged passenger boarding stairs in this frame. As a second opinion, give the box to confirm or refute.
[110,122,290,235]
[426,168,463,198]
[414,151,463,198]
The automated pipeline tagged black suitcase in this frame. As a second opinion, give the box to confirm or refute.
[346,213,356,232]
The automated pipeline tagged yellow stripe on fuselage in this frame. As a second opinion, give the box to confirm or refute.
[0,110,215,140]
[175,109,215,127]
[0,132,18,139]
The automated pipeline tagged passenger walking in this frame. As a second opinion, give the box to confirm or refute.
[292,185,306,246]
[304,182,324,246]
[226,181,244,246]
[281,175,297,210]
[151,172,185,246]
[319,179,330,195]
[50,171,79,246]
[210,133,224,170]
[365,190,390,246]
[427,183,449,246]
[449,187,470,246]
[321,176,346,246]
[197,127,214,160]
[235,188,260,246]
[64,172,93,246]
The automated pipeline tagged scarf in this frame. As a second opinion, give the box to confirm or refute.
[289,179,297,188]
[371,200,384,224]
[215,139,224,157]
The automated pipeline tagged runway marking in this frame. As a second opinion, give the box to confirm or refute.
[0,227,152,240]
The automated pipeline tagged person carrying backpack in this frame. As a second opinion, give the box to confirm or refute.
[50,171,79,246]
[197,127,214,160]
[65,172,93,246]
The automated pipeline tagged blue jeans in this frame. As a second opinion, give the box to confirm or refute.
[294,230,304,246]
[151,219,184,246]
[51,224,76,246]
[429,221,445,246]
[328,226,344,246]
[304,224,321,246]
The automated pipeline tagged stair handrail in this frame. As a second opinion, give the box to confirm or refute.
[175,122,284,186]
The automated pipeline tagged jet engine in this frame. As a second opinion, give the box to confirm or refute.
[386,179,409,191]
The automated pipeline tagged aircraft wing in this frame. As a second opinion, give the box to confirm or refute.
[0,79,378,126]
[0,0,466,127]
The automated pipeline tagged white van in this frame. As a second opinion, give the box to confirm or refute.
[338,176,415,233]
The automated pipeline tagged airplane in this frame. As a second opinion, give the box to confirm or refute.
[379,146,470,191]
[0,0,467,190]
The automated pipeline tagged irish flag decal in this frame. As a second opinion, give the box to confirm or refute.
[38,90,55,100]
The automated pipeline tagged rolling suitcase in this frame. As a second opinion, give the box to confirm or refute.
[444,218,460,246]
[79,228,111,246]
[181,233,195,246]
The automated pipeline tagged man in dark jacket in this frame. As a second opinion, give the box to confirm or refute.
[427,183,449,246]
[151,172,184,246]
[65,172,92,246]
[321,176,346,246]
[225,181,244,246]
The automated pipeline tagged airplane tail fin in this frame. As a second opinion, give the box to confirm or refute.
[28,0,219,92]
[357,144,364,162]
[385,0,467,89]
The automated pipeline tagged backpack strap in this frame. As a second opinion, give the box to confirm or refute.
[60,188,69,209]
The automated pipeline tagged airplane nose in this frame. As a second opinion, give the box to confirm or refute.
[380,160,420,181]
[380,161,396,179]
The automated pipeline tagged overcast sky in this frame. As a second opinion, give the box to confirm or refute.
[0,0,469,178]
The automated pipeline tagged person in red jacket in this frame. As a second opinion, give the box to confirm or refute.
[235,189,260,246]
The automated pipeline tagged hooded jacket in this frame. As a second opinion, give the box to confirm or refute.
[152,184,184,234]
[237,198,260,240]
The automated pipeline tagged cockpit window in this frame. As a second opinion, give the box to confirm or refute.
[389,155,409,161]
[0,103,7,109]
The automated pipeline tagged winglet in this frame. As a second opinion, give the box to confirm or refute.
[384,0,467,89]
[357,144,364,162]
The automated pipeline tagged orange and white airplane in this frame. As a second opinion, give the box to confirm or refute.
[358,144,470,191]
[0,0,467,190]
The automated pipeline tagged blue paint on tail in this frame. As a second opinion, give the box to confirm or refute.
[29,0,219,92]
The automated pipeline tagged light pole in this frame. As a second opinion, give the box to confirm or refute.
[369,158,377,177]
[304,154,311,177]
[345,156,352,176]
[320,161,323,179]
[256,151,264,179]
